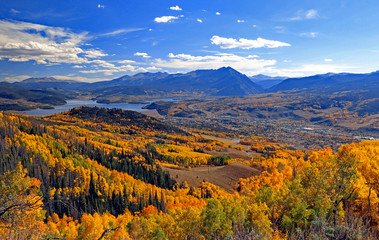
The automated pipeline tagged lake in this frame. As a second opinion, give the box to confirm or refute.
[22,99,174,117]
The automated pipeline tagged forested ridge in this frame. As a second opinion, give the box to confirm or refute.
[0,107,378,239]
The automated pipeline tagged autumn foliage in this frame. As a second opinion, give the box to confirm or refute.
[0,108,378,239]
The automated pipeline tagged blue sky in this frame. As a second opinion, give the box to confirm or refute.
[1,0,379,82]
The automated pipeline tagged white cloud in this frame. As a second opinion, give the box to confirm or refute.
[52,75,108,83]
[197,19,203,23]
[80,64,156,76]
[0,20,161,78]
[99,28,145,36]
[324,58,333,62]
[290,9,319,21]
[84,49,107,58]
[152,52,276,74]
[262,64,356,78]
[170,5,182,11]
[0,20,96,65]
[154,16,179,23]
[97,4,104,8]
[216,12,221,15]
[134,52,151,58]
[118,59,136,64]
[210,35,290,49]
[91,59,115,69]
[252,25,257,28]
[300,32,318,38]
[237,20,246,23]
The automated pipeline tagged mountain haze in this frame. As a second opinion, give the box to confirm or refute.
[249,74,286,89]
[268,71,379,93]
[13,77,89,91]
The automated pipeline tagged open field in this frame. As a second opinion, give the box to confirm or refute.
[163,162,260,193]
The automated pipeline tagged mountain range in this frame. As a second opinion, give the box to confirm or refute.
[86,66,264,96]
[1,67,378,110]
[269,71,379,93]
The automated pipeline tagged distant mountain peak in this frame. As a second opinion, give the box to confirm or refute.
[132,71,168,77]
[219,66,233,70]
[103,66,264,96]
[217,66,238,72]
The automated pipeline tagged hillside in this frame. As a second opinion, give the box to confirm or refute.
[66,106,186,134]
[0,107,379,239]
[0,83,67,110]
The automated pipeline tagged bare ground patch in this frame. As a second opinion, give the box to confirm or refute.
[163,163,260,193]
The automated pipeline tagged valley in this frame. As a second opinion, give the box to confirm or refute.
[0,67,378,239]
[2,67,377,151]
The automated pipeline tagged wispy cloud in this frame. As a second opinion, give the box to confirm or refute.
[10,9,20,14]
[210,35,290,49]
[237,20,246,23]
[305,9,318,19]
[275,26,287,33]
[324,58,333,62]
[216,12,221,15]
[99,28,145,37]
[299,32,318,38]
[154,16,179,23]
[197,19,203,23]
[4,75,32,82]
[290,9,319,21]
[97,4,104,9]
[170,5,182,11]
[134,52,151,58]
